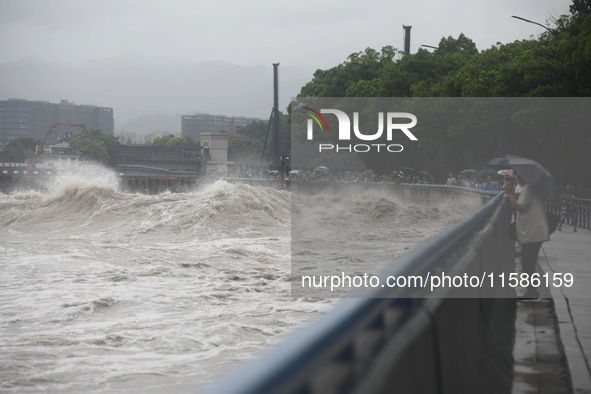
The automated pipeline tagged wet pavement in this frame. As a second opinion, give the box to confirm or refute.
[513,226,591,394]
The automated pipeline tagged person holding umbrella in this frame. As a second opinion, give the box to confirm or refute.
[504,172,549,300]
[488,155,560,204]
[488,155,559,299]
[492,155,559,301]
[446,172,458,185]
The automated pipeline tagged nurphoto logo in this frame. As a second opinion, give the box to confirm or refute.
[304,107,418,153]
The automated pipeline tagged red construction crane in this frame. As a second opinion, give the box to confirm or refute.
[26,123,87,174]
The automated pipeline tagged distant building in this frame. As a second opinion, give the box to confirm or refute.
[0,99,114,151]
[200,133,232,173]
[32,142,82,170]
[181,113,260,143]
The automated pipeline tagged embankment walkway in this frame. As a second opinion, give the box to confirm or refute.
[513,226,591,394]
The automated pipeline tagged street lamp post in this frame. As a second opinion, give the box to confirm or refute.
[512,15,562,185]
[511,15,558,36]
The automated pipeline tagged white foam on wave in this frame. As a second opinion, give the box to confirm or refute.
[0,181,482,393]
[43,162,121,195]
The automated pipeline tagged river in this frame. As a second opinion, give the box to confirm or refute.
[0,164,480,393]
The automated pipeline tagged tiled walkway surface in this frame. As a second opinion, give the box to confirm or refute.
[513,226,591,394]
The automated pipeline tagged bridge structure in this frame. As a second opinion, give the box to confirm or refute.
[203,182,591,394]
[0,162,54,192]
[0,162,201,193]
[116,164,200,193]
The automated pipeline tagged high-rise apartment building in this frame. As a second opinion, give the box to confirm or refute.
[181,113,260,143]
[0,99,114,150]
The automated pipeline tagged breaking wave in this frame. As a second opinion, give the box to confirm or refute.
[0,167,481,393]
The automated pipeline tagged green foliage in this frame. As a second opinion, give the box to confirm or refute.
[227,121,268,162]
[235,120,269,140]
[227,119,291,165]
[68,129,121,167]
[299,47,399,97]
[0,137,37,162]
[570,0,591,17]
[152,134,195,148]
[228,133,262,163]
[295,2,591,186]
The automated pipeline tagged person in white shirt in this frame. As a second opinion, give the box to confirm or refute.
[446,172,458,186]
[504,173,549,300]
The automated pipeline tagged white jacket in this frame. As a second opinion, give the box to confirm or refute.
[516,185,550,244]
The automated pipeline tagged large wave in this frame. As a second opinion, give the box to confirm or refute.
[1,166,290,242]
[291,188,482,282]
[0,167,482,393]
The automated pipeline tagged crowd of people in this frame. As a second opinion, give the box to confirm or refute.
[229,167,437,184]
[227,166,535,193]
[228,166,580,207]
[286,169,419,184]
[445,172,501,191]
[227,163,582,302]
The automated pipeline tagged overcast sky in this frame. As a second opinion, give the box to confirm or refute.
[0,0,572,71]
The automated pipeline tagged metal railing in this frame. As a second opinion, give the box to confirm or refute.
[203,185,517,394]
[575,198,591,229]
[547,197,591,230]
[0,162,27,167]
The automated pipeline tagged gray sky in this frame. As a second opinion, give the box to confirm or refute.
[0,0,571,71]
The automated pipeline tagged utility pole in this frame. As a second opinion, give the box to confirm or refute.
[273,63,281,169]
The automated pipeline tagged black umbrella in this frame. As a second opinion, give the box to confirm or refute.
[314,166,330,175]
[458,169,478,179]
[487,154,559,204]
[477,168,498,179]
[419,171,434,181]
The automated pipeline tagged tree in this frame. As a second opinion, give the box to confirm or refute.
[299,47,398,98]
[570,0,591,17]
[68,129,121,167]
[151,134,198,148]
[294,4,591,185]
[0,137,37,162]
[228,120,273,163]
